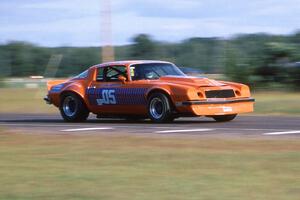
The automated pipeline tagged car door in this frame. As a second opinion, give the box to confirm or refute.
[87,65,147,115]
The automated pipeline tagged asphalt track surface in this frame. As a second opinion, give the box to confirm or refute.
[0,113,299,138]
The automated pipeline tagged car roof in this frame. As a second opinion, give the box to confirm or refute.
[94,60,172,68]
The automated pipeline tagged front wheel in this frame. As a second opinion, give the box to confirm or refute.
[147,93,174,123]
[59,93,89,122]
[212,114,237,122]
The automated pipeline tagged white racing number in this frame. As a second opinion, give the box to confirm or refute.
[97,89,116,105]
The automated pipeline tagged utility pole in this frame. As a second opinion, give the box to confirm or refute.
[101,0,115,62]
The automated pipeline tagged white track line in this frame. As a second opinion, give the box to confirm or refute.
[61,127,114,132]
[155,128,213,133]
[0,123,295,132]
[263,130,300,135]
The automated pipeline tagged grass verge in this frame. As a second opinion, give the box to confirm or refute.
[0,132,299,200]
[0,88,57,114]
[253,91,300,115]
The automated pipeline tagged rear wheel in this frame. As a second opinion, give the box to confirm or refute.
[59,93,89,122]
[147,93,174,123]
[212,114,237,122]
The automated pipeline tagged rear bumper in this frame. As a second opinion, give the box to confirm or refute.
[44,95,52,104]
[176,97,255,116]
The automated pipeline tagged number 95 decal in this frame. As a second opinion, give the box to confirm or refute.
[96,89,116,105]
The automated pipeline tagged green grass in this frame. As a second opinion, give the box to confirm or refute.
[0,88,300,115]
[253,92,300,115]
[0,132,299,200]
[0,88,57,114]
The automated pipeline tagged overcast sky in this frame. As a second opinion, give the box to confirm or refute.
[1,0,300,46]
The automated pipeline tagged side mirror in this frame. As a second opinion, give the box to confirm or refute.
[118,75,127,84]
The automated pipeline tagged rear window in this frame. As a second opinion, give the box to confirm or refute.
[74,70,88,79]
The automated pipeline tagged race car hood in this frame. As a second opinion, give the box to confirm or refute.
[159,76,226,87]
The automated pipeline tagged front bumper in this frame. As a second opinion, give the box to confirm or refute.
[176,97,255,116]
[180,97,255,106]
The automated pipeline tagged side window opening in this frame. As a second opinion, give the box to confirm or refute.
[105,66,127,82]
[96,66,127,82]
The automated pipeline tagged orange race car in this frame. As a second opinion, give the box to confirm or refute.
[44,60,254,123]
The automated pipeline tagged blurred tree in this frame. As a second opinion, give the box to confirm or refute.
[224,43,252,84]
[130,34,156,59]
[5,42,35,76]
[255,42,294,83]
[0,47,11,77]
[1,32,300,89]
[290,31,300,44]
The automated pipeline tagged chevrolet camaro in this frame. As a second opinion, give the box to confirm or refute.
[44,60,254,123]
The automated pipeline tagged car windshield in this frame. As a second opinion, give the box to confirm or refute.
[131,63,186,80]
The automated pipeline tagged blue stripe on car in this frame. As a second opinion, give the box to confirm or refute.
[87,88,148,105]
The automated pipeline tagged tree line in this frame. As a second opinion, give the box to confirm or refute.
[0,33,300,89]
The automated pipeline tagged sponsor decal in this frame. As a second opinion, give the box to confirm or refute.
[222,106,233,112]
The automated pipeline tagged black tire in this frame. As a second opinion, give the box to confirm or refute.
[59,93,89,122]
[212,114,237,122]
[147,92,174,123]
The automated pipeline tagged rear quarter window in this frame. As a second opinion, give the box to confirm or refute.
[74,70,88,79]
